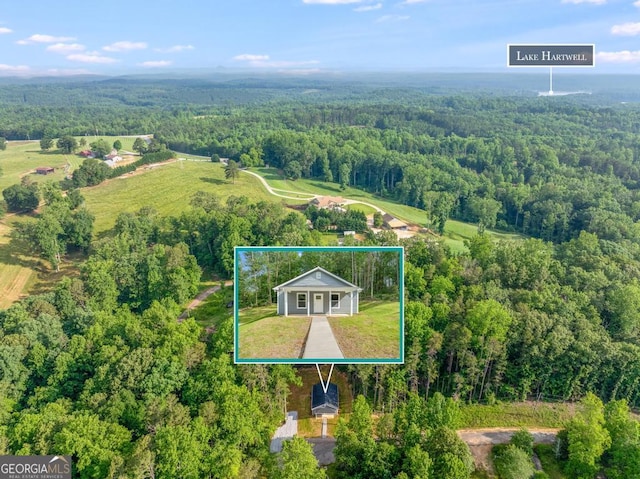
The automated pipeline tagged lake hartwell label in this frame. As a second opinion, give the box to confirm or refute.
[507,44,594,67]
[0,456,71,479]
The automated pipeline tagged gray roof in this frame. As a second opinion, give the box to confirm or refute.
[273,266,361,291]
[312,383,339,412]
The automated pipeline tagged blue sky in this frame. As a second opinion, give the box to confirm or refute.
[1,0,639,76]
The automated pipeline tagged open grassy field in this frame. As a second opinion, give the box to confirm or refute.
[237,305,312,359]
[0,220,38,308]
[288,366,353,436]
[0,141,305,307]
[327,300,401,359]
[459,402,575,429]
[83,160,299,233]
[250,167,523,252]
[0,137,142,191]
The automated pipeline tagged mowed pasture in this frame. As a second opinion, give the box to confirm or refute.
[0,140,299,306]
[83,160,294,233]
[0,137,140,191]
[250,167,523,252]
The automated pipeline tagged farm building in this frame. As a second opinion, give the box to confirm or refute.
[79,150,94,158]
[383,213,408,230]
[273,266,362,316]
[35,167,55,175]
[311,383,339,417]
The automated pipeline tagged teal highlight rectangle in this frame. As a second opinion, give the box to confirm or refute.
[234,246,404,365]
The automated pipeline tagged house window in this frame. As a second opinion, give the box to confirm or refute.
[297,293,307,309]
[331,293,340,309]
[316,272,322,279]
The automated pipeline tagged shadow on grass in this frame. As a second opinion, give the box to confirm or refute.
[199,177,227,185]
[309,181,342,194]
[238,307,279,325]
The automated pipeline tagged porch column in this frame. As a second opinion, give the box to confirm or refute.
[350,291,353,316]
[307,290,310,316]
[329,290,332,316]
[284,290,288,317]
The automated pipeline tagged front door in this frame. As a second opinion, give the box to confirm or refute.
[313,293,324,314]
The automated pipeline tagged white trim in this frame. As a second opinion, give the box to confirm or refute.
[313,293,324,314]
[273,266,361,290]
[297,292,307,309]
[350,291,353,316]
[331,293,340,310]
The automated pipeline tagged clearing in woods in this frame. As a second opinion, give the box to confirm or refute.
[247,167,524,253]
[0,140,301,306]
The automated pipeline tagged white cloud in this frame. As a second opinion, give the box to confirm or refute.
[67,53,118,64]
[0,64,30,75]
[611,22,640,35]
[103,41,147,52]
[635,0,640,7]
[376,14,410,22]
[46,43,85,54]
[0,27,12,34]
[303,0,362,3]
[139,60,172,67]
[400,0,429,4]
[234,53,270,61]
[354,2,382,11]
[597,50,640,62]
[17,34,76,44]
[156,44,194,53]
[561,0,606,3]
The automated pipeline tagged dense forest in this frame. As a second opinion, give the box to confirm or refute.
[2,76,640,477]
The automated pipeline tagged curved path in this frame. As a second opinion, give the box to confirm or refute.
[240,169,318,200]
[240,169,387,214]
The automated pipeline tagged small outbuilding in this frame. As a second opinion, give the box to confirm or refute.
[311,383,339,417]
[273,266,362,316]
[383,213,408,230]
[35,167,55,175]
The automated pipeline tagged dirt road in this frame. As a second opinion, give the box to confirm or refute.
[178,280,233,321]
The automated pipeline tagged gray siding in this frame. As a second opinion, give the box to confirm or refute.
[284,270,353,289]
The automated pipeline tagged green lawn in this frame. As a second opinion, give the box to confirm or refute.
[237,306,312,359]
[346,203,377,215]
[83,161,298,233]
[327,300,401,359]
[459,402,574,429]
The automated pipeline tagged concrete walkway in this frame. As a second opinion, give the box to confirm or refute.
[302,316,344,359]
